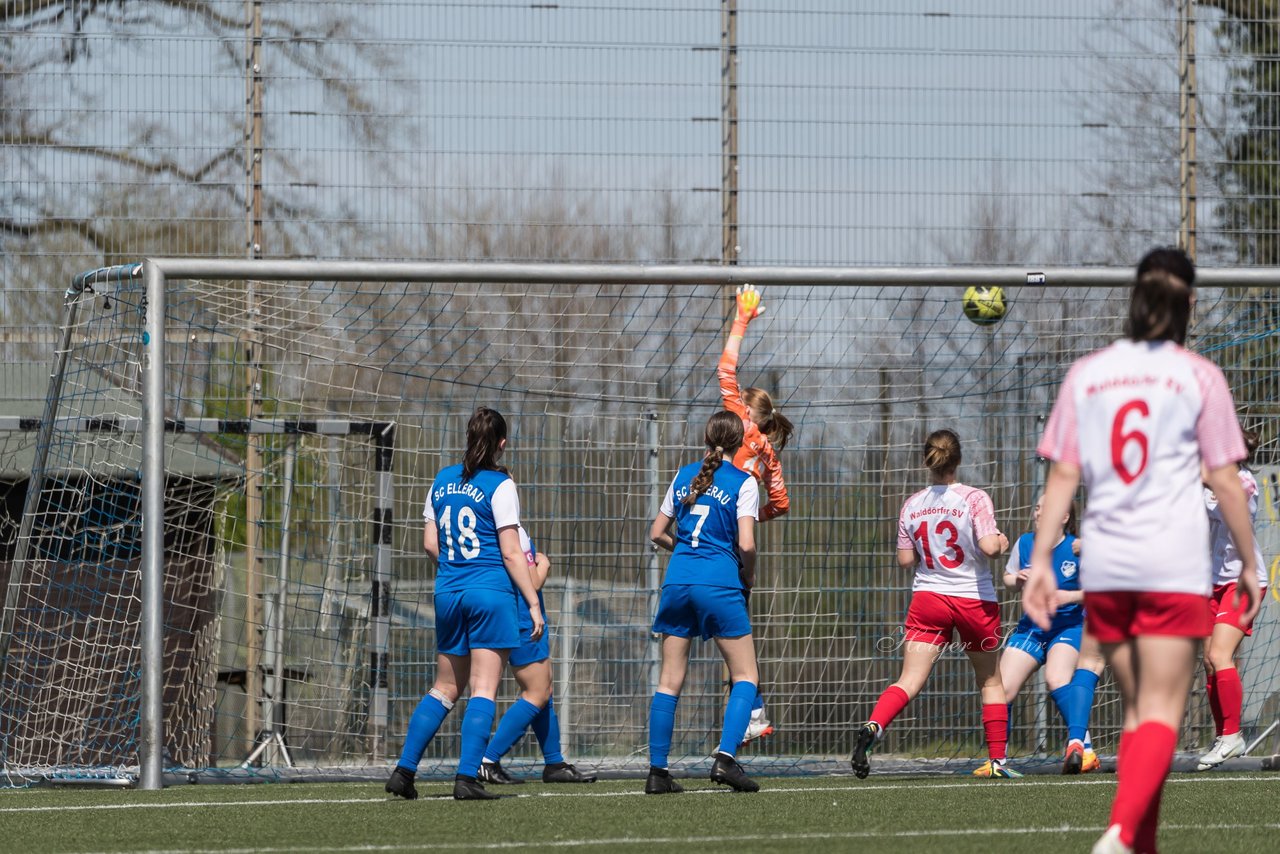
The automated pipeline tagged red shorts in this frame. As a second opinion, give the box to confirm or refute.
[1084,591,1213,643]
[904,591,1001,652]
[1211,582,1264,636]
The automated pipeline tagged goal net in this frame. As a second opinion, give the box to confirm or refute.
[1,261,1277,785]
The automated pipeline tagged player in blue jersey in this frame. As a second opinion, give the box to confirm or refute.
[385,407,544,801]
[645,410,761,794]
[477,524,597,785]
[998,495,1098,774]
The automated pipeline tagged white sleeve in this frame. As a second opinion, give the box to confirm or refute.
[492,479,521,529]
[659,477,677,518]
[1003,547,1021,577]
[423,494,435,522]
[737,477,760,519]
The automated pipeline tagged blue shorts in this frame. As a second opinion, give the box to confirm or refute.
[510,601,551,667]
[435,587,520,656]
[652,584,751,641]
[1004,617,1083,665]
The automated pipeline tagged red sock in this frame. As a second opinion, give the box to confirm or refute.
[1134,782,1164,854]
[1206,672,1224,737]
[868,685,910,730]
[982,703,1008,762]
[1115,729,1133,782]
[1216,668,1243,736]
[1107,722,1176,847]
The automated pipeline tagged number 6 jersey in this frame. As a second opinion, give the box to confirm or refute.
[897,483,1000,602]
[1038,339,1246,595]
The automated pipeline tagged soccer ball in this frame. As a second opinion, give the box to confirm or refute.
[962,285,1007,326]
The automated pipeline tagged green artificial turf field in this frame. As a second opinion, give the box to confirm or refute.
[1,773,1277,854]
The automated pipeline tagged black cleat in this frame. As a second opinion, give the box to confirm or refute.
[543,761,597,784]
[850,723,878,779]
[1062,741,1084,776]
[710,753,759,793]
[453,774,501,800]
[384,766,418,800]
[644,765,684,795]
[477,760,524,785]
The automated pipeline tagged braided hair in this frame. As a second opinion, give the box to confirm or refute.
[683,410,745,505]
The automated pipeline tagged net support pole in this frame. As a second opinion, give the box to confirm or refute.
[140,260,167,790]
[369,425,394,759]
[558,576,576,752]
[269,438,297,765]
[0,275,89,663]
[645,411,660,699]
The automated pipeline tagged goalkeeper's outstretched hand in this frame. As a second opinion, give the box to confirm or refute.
[734,283,764,328]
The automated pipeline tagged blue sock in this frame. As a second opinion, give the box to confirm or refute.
[532,696,564,765]
[1064,669,1099,743]
[456,696,497,778]
[649,691,679,769]
[1049,685,1071,734]
[1006,701,1013,741]
[483,697,543,763]
[716,681,758,757]
[752,688,765,713]
[396,692,452,773]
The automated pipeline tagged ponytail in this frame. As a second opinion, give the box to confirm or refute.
[1125,269,1193,345]
[462,406,509,481]
[1243,428,1260,463]
[683,410,744,505]
[742,387,792,451]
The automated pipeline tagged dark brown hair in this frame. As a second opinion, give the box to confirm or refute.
[1136,246,1195,287]
[923,429,961,478]
[462,406,509,481]
[1064,500,1080,538]
[1125,269,1193,345]
[683,410,745,505]
[742,386,794,451]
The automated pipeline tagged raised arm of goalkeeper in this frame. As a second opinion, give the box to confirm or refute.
[717,284,794,522]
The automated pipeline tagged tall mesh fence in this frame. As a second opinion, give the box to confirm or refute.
[4,0,1280,782]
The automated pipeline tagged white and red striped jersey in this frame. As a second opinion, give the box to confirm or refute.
[897,483,1000,602]
[1038,339,1246,595]
[1205,469,1268,588]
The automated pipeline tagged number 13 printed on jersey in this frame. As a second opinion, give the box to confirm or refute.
[912,519,966,569]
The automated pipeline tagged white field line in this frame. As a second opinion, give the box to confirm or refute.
[59,822,1280,854]
[0,772,1277,815]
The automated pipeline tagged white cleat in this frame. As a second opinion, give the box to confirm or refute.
[1091,824,1133,854]
[1196,731,1245,771]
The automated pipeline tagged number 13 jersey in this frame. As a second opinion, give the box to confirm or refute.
[1038,339,1246,595]
[897,483,1000,602]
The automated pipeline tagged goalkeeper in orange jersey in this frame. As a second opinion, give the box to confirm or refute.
[718,283,793,744]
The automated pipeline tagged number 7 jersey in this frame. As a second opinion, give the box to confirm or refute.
[897,483,1000,602]
[1038,339,1246,595]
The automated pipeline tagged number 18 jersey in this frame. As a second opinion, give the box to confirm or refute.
[424,463,521,594]
[1038,339,1246,595]
[897,483,1000,602]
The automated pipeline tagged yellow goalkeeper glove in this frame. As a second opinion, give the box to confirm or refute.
[731,283,764,337]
